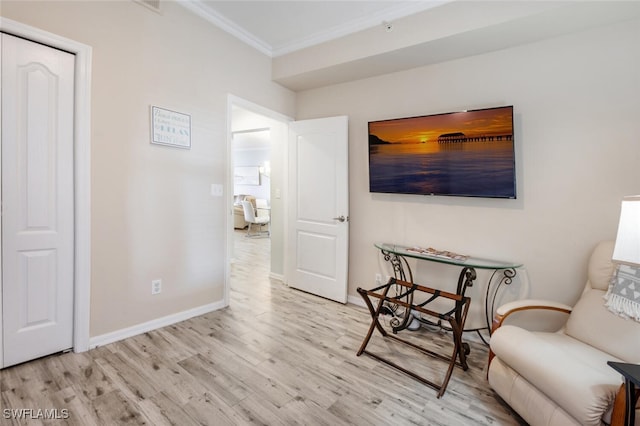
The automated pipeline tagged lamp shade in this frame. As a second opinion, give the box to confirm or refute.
[612,195,640,266]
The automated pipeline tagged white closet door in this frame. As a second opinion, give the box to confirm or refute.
[1,33,75,367]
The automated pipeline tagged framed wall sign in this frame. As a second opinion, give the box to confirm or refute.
[151,106,191,149]
[234,166,260,185]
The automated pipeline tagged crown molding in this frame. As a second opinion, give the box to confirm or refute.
[179,0,452,58]
[271,1,451,57]
[178,0,273,56]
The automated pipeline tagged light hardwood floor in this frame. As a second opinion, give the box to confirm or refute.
[0,231,524,425]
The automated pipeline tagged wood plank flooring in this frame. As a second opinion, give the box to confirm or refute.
[0,231,525,425]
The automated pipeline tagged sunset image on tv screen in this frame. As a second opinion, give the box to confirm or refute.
[368,106,515,198]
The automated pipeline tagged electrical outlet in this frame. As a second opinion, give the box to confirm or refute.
[375,273,382,285]
[151,279,162,295]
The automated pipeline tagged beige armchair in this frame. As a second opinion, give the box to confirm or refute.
[488,241,640,426]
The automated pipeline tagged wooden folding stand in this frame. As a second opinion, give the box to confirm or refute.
[356,277,471,398]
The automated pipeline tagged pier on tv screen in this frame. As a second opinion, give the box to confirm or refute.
[368,105,516,199]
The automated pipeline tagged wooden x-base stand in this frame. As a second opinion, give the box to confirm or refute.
[356,278,471,398]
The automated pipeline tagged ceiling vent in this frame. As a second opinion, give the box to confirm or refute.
[134,0,162,14]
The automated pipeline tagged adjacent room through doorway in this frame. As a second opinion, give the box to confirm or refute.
[231,127,273,285]
[228,99,290,300]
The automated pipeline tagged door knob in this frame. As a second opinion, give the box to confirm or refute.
[332,215,348,222]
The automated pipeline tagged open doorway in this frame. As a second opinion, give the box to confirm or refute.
[232,128,271,236]
[226,96,291,305]
[231,127,272,284]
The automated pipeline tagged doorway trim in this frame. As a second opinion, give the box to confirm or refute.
[225,94,292,306]
[0,18,92,360]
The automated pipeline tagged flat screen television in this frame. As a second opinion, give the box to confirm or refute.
[368,105,516,199]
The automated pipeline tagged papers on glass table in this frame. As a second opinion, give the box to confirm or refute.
[406,246,469,262]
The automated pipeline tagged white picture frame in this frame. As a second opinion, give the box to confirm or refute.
[234,166,260,186]
[151,106,191,149]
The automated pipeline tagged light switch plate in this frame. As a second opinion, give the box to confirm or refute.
[211,184,223,197]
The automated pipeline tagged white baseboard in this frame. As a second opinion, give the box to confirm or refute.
[348,294,366,308]
[269,272,284,282]
[89,300,227,349]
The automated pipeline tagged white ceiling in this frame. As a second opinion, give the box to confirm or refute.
[179,1,640,91]
[183,0,448,56]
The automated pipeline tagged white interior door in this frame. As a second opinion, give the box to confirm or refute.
[287,116,349,303]
[1,33,75,368]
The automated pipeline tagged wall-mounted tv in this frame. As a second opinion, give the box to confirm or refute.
[369,105,516,199]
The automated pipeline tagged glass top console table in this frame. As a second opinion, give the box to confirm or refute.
[374,242,523,341]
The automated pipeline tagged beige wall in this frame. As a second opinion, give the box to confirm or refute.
[1,1,295,337]
[296,18,640,322]
[3,1,639,338]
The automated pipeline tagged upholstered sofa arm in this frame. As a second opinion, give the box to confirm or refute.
[492,299,573,333]
[487,299,573,376]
